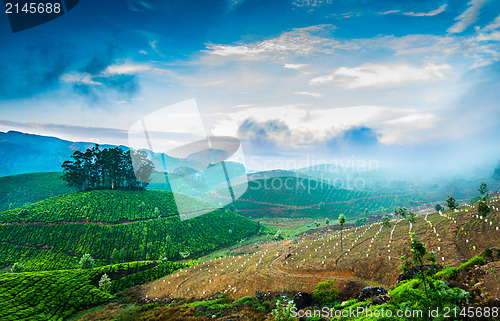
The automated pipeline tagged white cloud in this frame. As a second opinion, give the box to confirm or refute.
[448,0,487,34]
[60,72,102,85]
[311,63,451,89]
[284,63,308,69]
[205,25,338,61]
[482,14,500,32]
[403,4,447,17]
[226,0,245,12]
[211,104,438,147]
[292,0,332,8]
[294,91,323,98]
[379,10,400,15]
[103,64,151,75]
[309,74,334,85]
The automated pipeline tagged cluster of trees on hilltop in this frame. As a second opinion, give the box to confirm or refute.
[61,145,153,191]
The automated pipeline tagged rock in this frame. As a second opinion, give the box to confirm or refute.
[372,295,391,305]
[357,287,388,302]
[293,292,318,310]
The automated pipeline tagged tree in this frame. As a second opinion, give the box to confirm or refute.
[273,229,284,241]
[478,182,488,198]
[99,273,111,293]
[314,221,320,228]
[400,234,438,311]
[110,248,120,264]
[119,248,127,263]
[407,210,417,224]
[446,195,459,210]
[61,145,153,191]
[325,218,329,225]
[381,215,391,227]
[393,207,408,219]
[338,214,346,262]
[434,204,443,212]
[477,199,491,217]
[11,262,25,273]
[79,253,95,284]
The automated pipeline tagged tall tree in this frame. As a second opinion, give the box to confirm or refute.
[381,215,391,227]
[338,214,346,262]
[79,253,95,284]
[478,182,488,199]
[61,145,153,191]
[446,195,459,210]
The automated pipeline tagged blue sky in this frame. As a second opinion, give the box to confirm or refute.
[1,0,500,174]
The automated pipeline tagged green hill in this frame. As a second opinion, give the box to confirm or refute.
[231,176,410,219]
[0,260,188,321]
[0,190,260,271]
[0,172,76,211]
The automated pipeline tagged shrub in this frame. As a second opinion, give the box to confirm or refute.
[458,256,485,271]
[434,267,458,281]
[311,280,339,306]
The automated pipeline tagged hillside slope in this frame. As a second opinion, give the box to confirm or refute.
[0,172,76,211]
[0,190,260,271]
[142,197,500,302]
[230,176,410,219]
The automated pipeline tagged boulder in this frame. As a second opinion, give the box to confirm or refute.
[293,292,318,310]
[357,286,388,302]
[372,295,391,305]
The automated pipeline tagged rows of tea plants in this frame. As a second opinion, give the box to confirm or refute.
[0,242,79,271]
[0,209,260,262]
[0,190,215,223]
[233,177,401,218]
[0,172,75,211]
[0,260,187,321]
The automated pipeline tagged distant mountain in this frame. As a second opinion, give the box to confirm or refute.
[0,131,126,176]
[0,131,203,177]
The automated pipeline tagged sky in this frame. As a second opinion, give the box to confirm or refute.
[1,0,500,176]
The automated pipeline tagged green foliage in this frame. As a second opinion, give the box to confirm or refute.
[393,206,409,219]
[400,234,438,309]
[478,182,487,196]
[325,217,329,225]
[271,298,296,321]
[0,172,76,211]
[0,191,259,265]
[98,273,111,293]
[273,229,284,241]
[434,203,443,212]
[446,195,459,210]
[79,253,95,270]
[61,145,153,191]
[311,280,339,306]
[10,262,24,273]
[0,260,186,321]
[477,199,490,217]
[434,267,458,281]
[338,214,346,226]
[381,215,391,227]
[483,248,493,258]
[232,177,405,219]
[457,256,485,271]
